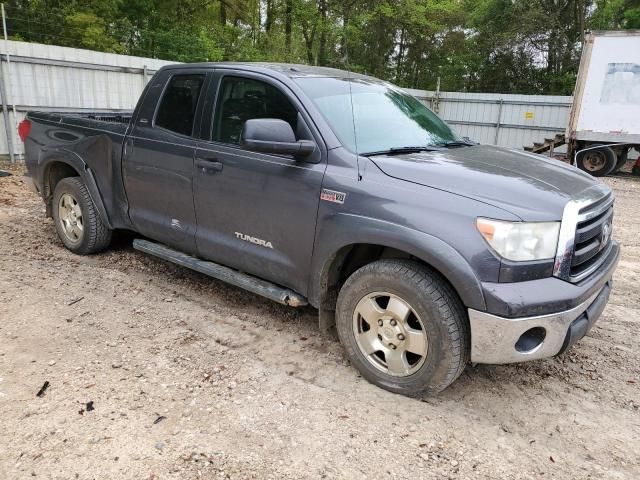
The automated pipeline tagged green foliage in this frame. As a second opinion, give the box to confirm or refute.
[3,0,639,94]
[65,12,122,52]
[591,0,640,28]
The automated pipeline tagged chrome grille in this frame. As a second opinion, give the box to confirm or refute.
[570,200,614,281]
[553,184,614,283]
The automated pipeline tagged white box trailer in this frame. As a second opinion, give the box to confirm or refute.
[568,30,640,176]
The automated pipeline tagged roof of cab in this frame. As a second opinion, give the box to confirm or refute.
[158,62,377,81]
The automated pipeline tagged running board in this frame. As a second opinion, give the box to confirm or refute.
[132,239,308,307]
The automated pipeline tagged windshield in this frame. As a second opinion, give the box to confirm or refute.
[295,77,460,154]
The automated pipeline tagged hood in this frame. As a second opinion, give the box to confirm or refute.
[369,145,599,221]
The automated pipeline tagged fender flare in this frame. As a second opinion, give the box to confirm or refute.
[308,213,486,311]
[38,149,113,229]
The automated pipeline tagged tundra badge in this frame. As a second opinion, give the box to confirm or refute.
[235,232,274,249]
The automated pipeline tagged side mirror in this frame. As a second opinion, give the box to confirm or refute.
[240,118,316,159]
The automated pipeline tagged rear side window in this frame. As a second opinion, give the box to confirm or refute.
[212,76,298,145]
[155,74,205,136]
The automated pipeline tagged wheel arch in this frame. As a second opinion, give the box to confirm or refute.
[309,215,486,330]
[39,153,113,229]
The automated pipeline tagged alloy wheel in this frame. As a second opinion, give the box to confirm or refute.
[58,193,84,243]
[352,292,428,377]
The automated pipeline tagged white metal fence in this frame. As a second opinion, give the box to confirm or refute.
[0,40,574,159]
[0,40,176,159]
[406,89,573,151]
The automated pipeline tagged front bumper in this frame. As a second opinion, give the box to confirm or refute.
[469,281,611,363]
[468,241,619,364]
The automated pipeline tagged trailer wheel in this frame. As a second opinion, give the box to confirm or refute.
[611,147,629,174]
[576,146,616,177]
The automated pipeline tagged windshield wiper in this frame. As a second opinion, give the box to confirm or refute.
[362,146,442,156]
[434,139,477,148]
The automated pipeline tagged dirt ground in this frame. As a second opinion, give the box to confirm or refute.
[0,165,638,480]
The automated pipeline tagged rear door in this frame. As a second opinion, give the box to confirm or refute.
[193,70,327,295]
[124,69,209,254]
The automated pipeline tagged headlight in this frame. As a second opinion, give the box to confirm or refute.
[476,218,560,261]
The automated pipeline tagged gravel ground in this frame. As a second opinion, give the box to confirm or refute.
[1,165,639,479]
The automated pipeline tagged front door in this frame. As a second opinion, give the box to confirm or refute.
[124,71,208,254]
[193,72,326,295]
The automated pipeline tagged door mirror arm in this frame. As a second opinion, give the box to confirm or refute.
[241,138,315,158]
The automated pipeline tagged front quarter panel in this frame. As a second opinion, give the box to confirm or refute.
[309,151,523,311]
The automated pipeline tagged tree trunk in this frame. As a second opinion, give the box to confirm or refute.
[578,0,585,49]
[317,0,328,65]
[255,0,261,45]
[412,59,420,89]
[340,1,353,62]
[266,0,274,34]
[220,0,227,26]
[302,22,316,65]
[285,0,293,60]
[396,27,406,81]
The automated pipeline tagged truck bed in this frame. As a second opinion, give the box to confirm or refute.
[24,109,135,229]
[27,110,134,135]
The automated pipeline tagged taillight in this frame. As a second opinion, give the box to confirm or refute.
[18,119,31,142]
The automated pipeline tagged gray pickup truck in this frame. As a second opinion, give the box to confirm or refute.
[21,63,620,396]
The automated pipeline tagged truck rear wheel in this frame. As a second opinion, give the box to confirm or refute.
[52,177,112,254]
[335,259,469,397]
[576,146,616,177]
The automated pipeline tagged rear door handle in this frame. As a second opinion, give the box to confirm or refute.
[196,157,223,174]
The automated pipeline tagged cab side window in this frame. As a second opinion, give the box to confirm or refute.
[155,74,205,136]
[213,76,298,145]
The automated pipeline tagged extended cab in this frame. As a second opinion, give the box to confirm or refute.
[21,63,620,396]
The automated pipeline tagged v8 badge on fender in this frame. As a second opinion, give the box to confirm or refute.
[320,189,346,204]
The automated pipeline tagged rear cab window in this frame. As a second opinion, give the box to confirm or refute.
[155,74,205,136]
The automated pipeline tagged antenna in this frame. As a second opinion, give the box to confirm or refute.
[342,18,361,180]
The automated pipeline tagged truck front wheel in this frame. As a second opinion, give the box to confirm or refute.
[52,177,112,254]
[576,146,617,177]
[335,259,469,396]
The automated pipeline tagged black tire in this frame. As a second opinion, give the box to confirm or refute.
[576,146,617,177]
[52,177,112,254]
[611,147,629,174]
[335,259,469,397]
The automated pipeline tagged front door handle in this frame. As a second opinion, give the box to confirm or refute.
[123,137,134,159]
[196,157,223,174]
